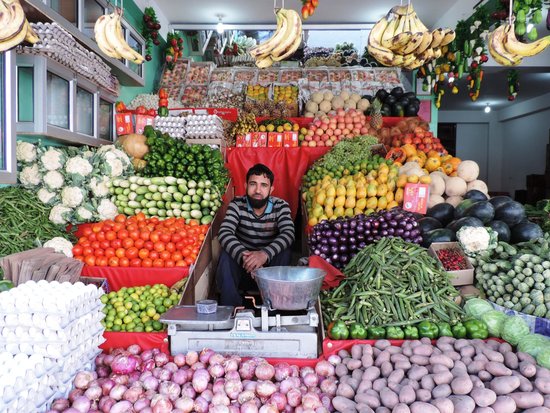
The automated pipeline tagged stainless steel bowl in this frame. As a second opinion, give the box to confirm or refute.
[251,266,326,311]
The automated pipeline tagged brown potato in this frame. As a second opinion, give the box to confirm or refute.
[509,392,544,409]
[408,366,429,381]
[490,376,521,395]
[433,371,454,386]
[415,389,431,402]
[490,396,516,413]
[333,396,358,412]
[485,362,512,377]
[398,384,416,404]
[392,403,411,413]
[451,375,473,395]
[470,388,497,407]
[504,352,519,370]
[432,384,451,399]
[431,398,454,413]
[337,382,356,399]
[410,402,439,413]
[355,393,380,409]
[535,378,550,395]
[520,361,538,378]
[449,395,476,413]
[380,388,399,409]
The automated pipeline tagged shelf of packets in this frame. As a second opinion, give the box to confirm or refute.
[0,281,105,412]
[236,130,299,148]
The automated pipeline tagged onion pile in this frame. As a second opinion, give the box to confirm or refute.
[309,208,422,269]
[46,345,337,413]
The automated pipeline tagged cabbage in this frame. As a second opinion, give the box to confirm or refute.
[464,298,493,319]
[501,315,530,346]
[480,310,507,338]
[518,334,550,358]
[537,348,550,369]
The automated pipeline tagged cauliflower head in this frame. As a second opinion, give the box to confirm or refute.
[65,156,93,180]
[75,205,94,222]
[456,226,492,255]
[96,199,118,221]
[43,237,73,257]
[37,188,57,205]
[16,141,37,163]
[40,148,65,171]
[43,170,65,190]
[19,164,42,187]
[89,176,111,198]
[49,204,73,225]
[61,186,85,208]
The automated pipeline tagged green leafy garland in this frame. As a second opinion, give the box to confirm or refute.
[142,7,161,61]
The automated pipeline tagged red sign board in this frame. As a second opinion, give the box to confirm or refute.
[169,107,238,122]
[403,183,430,214]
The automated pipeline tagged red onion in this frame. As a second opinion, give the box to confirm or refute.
[279,377,300,395]
[320,394,333,413]
[290,366,300,378]
[274,363,292,382]
[299,385,308,395]
[145,389,157,400]
[211,406,231,413]
[319,378,337,396]
[152,367,163,379]
[164,362,178,373]
[302,393,322,410]
[181,382,196,399]
[111,354,139,375]
[74,371,95,390]
[326,355,341,366]
[158,368,172,382]
[89,410,100,413]
[95,354,106,367]
[213,378,226,394]
[123,386,143,403]
[128,371,141,385]
[174,396,194,413]
[112,374,129,385]
[140,371,153,380]
[224,379,243,400]
[314,361,334,378]
[159,381,181,401]
[300,367,314,379]
[174,353,186,367]
[254,363,275,381]
[184,367,194,382]
[72,395,91,413]
[151,394,173,413]
[209,364,225,379]
[303,373,319,388]
[103,354,114,367]
[110,384,128,401]
[259,405,278,413]
[98,396,116,413]
[193,396,209,413]
[185,351,199,366]
[172,410,185,413]
[154,352,169,367]
[268,392,287,411]
[61,409,80,413]
[139,359,155,372]
[229,403,241,413]
[201,388,214,402]
[84,386,102,401]
[295,407,304,413]
[100,378,115,396]
[225,370,241,381]
[224,358,239,373]
[239,361,256,380]
[141,408,153,413]
[110,400,133,413]
[237,390,256,404]
[51,398,70,411]
[141,350,154,361]
[171,369,188,385]
[286,389,302,407]
[243,380,257,392]
[200,349,215,364]
[212,392,230,406]
[283,405,294,413]
[134,398,151,412]
[96,366,110,378]
[256,381,277,398]
[192,369,210,393]
[209,353,226,365]
[69,389,85,403]
[142,376,159,391]
[191,361,206,371]
[240,400,259,413]
[127,344,142,355]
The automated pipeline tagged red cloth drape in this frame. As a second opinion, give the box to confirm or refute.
[81,266,189,291]
[308,255,344,290]
[226,147,330,219]
[101,332,170,353]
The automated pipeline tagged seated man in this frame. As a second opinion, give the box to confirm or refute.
[216,163,295,306]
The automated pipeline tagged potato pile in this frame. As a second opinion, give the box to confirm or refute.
[304,91,371,118]
[331,338,550,413]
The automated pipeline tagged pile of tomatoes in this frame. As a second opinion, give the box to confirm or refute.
[72,213,209,268]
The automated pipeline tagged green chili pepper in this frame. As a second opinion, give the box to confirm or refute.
[386,326,405,340]
[418,321,439,339]
[367,326,386,339]
[404,325,419,340]
[158,106,169,117]
[464,319,489,339]
[329,321,349,340]
[349,323,367,340]
[437,322,453,337]
[452,322,467,339]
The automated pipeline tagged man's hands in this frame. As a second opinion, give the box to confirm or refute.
[242,250,269,274]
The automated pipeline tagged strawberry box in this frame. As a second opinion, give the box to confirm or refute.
[428,242,474,286]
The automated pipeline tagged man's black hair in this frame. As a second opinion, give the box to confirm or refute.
[246,163,274,185]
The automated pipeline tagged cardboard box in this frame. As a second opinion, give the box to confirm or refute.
[135,114,155,134]
[283,131,299,147]
[268,132,284,147]
[251,132,267,148]
[428,242,474,286]
[115,113,133,136]
[403,183,430,214]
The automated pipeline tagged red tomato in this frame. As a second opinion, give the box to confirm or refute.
[108,256,119,267]
[82,246,94,256]
[136,106,147,115]
[150,231,161,243]
[127,224,138,232]
[87,233,97,242]
[165,242,176,253]
[140,231,151,241]
[134,239,145,249]
[91,241,101,250]
[144,241,154,251]
[175,241,185,250]
[160,250,171,261]
[152,259,164,268]
[105,231,117,241]
[112,223,124,232]
[72,245,83,256]
[138,248,149,259]
[154,242,166,253]
[74,256,84,262]
[175,260,186,267]
[84,256,96,266]
[142,258,153,267]
[122,238,134,249]
[105,248,115,258]
[148,109,157,117]
[96,232,106,242]
[159,232,170,243]
[125,247,139,259]
[92,223,103,233]
[119,257,130,267]
[77,237,88,245]
[130,258,142,267]
[96,256,108,267]
[99,240,111,250]
[94,249,105,257]
[117,229,129,240]
[164,260,175,268]
[171,252,183,262]
[82,227,93,237]
[110,239,122,249]
[115,248,126,258]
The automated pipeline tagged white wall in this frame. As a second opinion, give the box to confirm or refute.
[456,123,489,183]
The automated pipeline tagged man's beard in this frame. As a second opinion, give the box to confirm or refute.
[247,194,269,209]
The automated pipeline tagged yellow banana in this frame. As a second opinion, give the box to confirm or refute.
[389,31,414,51]
[0,0,25,42]
[381,13,401,48]
[488,25,522,66]
[255,55,274,68]
[415,31,433,55]
[94,14,121,59]
[368,12,398,66]
[502,23,550,57]
[105,12,144,64]
[430,28,445,49]
[271,9,302,61]
[411,12,428,32]
[440,29,456,46]
[395,31,425,55]
[250,9,288,58]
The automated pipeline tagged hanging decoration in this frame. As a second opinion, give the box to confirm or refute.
[142,6,161,61]
[301,0,319,19]
[507,69,520,101]
[164,31,184,70]
[491,0,544,40]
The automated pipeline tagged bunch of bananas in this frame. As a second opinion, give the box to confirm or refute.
[94,10,144,64]
[488,22,550,66]
[249,8,302,69]
[367,3,455,70]
[0,0,39,52]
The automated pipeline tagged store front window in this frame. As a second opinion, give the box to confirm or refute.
[83,0,105,38]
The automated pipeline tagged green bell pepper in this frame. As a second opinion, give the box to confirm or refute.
[404,325,419,340]
[386,326,405,340]
[418,321,439,339]
[464,319,489,339]
[452,322,467,339]
[437,322,453,337]
[367,326,386,339]
[329,321,349,340]
[158,106,169,117]
[349,323,367,340]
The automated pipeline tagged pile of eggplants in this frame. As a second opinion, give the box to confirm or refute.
[308,208,422,269]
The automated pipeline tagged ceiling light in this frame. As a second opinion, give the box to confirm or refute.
[216,15,224,34]
[484,103,491,113]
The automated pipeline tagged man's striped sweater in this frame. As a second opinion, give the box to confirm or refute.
[218,196,295,264]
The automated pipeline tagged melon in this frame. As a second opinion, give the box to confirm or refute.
[344,100,357,110]
[457,160,480,182]
[305,101,319,113]
[319,101,332,113]
[340,91,351,101]
[350,93,362,103]
[311,92,324,104]
[357,99,370,111]
[331,96,345,109]
[323,91,334,101]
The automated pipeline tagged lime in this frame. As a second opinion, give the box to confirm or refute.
[123,315,133,324]
[156,305,166,314]
[145,325,154,333]
[153,298,163,307]
[106,321,114,329]
[126,322,136,330]
[112,324,121,332]
[113,318,122,326]
[134,325,144,332]
[163,299,172,307]
[132,304,140,312]
[127,287,135,294]
[146,307,157,317]
[124,302,133,310]
[141,315,150,323]
[152,321,163,331]
[153,313,161,321]
[100,295,108,304]
[117,310,127,319]
[139,301,147,310]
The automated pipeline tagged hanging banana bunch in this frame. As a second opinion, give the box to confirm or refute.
[367,1,455,70]
[0,0,40,52]
[94,1,144,64]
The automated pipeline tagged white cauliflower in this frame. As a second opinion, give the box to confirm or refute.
[65,156,93,181]
[49,204,73,225]
[75,205,94,222]
[81,150,95,159]
[456,226,491,254]
[89,176,110,198]
[97,198,118,220]
[61,186,85,208]
[104,148,131,166]
[96,144,117,154]
[104,158,124,177]
[37,188,57,205]
[19,164,42,187]
[16,141,37,163]
[40,148,65,171]
[43,237,73,257]
[43,170,65,190]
